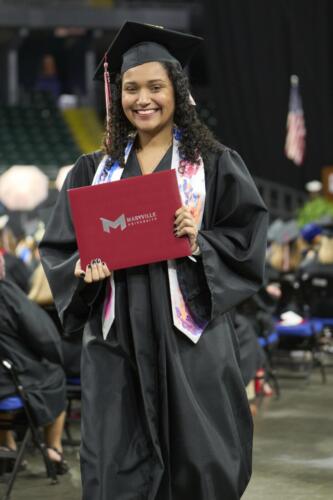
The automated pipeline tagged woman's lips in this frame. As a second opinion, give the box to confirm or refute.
[134,109,159,117]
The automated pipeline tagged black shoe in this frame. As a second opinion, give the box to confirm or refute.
[47,447,69,475]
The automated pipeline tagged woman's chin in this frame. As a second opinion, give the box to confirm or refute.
[135,122,163,134]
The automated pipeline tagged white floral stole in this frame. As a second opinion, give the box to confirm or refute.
[92,135,207,343]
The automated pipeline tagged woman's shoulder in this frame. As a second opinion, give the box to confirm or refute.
[66,150,104,187]
[72,150,104,173]
[204,143,248,175]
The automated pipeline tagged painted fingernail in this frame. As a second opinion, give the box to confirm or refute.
[102,262,106,266]
[88,264,92,269]
[80,271,86,277]
[97,258,101,263]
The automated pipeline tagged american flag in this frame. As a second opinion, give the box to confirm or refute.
[285,75,306,166]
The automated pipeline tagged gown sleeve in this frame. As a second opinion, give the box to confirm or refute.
[39,153,103,335]
[177,148,269,323]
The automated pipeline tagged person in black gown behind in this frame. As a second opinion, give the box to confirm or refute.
[0,255,68,473]
[39,21,268,500]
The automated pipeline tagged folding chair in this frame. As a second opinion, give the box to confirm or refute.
[0,360,57,500]
[258,331,281,398]
[274,319,326,383]
[301,273,333,359]
[0,397,26,482]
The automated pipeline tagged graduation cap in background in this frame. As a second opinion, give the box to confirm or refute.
[94,21,203,142]
[300,222,322,243]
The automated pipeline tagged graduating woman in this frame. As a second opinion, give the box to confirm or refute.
[40,21,268,500]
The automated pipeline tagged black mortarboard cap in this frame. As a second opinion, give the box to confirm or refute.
[94,21,203,82]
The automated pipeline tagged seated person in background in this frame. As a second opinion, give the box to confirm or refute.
[266,220,303,315]
[298,217,333,317]
[0,255,68,473]
[0,215,31,293]
[299,222,322,262]
[35,54,61,99]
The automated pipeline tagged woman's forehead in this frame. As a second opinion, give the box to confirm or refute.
[122,61,170,83]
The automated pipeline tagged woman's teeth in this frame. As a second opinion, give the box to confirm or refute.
[135,109,157,115]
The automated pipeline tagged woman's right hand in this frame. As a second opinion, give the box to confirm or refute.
[74,259,112,283]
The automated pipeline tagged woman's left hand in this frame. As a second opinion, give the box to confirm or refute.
[174,206,199,254]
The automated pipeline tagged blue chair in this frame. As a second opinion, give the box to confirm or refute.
[313,317,333,327]
[275,319,326,383]
[0,360,57,500]
[66,377,81,386]
[275,319,323,338]
[258,331,279,348]
[0,397,24,412]
[0,396,27,494]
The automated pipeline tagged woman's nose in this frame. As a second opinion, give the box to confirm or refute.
[136,89,150,105]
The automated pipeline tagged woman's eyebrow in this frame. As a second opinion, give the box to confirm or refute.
[123,79,166,85]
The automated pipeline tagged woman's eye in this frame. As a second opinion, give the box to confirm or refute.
[151,86,161,92]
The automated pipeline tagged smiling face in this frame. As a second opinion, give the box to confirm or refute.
[121,61,175,137]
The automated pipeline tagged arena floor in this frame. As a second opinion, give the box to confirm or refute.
[1,368,332,500]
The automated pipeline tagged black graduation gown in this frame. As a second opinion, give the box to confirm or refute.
[0,280,66,426]
[233,312,265,386]
[43,303,83,377]
[61,333,82,376]
[235,288,276,382]
[39,145,268,500]
[3,252,31,293]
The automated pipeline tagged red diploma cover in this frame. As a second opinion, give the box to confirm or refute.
[68,169,191,270]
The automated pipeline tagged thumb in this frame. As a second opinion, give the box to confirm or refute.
[74,259,83,277]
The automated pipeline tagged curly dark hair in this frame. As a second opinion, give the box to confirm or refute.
[102,61,223,167]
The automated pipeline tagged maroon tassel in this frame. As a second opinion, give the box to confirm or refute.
[104,54,112,146]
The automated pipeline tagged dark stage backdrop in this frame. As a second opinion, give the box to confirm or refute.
[201,0,333,190]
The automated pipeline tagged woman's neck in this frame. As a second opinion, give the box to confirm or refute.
[136,126,173,151]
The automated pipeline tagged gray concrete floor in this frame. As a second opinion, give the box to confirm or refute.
[1,369,332,500]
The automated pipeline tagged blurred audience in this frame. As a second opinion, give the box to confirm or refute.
[35,54,62,99]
